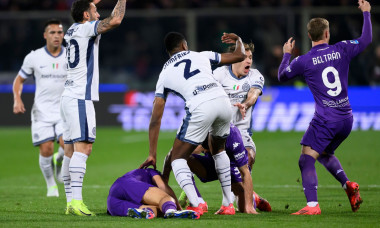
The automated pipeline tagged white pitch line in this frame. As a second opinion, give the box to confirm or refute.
[1,184,379,189]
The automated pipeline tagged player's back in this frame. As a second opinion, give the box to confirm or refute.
[120,168,160,186]
[157,51,226,112]
[63,21,101,101]
[300,43,353,122]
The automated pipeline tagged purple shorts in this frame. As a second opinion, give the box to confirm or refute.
[107,177,155,216]
[192,153,242,183]
[301,116,353,154]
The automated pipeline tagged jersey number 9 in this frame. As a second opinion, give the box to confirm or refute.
[322,66,342,97]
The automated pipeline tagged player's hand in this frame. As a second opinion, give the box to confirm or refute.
[221,33,241,44]
[358,0,371,12]
[283,37,295,54]
[93,0,101,5]
[139,155,156,169]
[13,99,26,114]
[234,102,247,120]
[245,206,259,214]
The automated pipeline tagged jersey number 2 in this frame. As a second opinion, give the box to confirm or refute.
[322,66,342,97]
[174,59,200,79]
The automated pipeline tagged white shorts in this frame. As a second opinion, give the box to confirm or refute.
[238,128,256,152]
[177,97,232,144]
[60,96,96,144]
[31,120,63,146]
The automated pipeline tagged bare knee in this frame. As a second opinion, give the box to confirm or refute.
[39,141,54,157]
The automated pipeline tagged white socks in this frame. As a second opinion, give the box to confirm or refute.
[57,146,64,161]
[213,151,232,206]
[69,152,88,201]
[39,154,56,188]
[172,159,200,207]
[307,201,319,207]
[62,155,72,202]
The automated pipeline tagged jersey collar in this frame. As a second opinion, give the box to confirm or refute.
[44,45,64,58]
[228,65,248,80]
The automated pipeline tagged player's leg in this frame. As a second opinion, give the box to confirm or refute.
[53,135,65,183]
[39,140,59,197]
[170,139,202,213]
[209,97,234,215]
[62,143,74,214]
[239,130,256,170]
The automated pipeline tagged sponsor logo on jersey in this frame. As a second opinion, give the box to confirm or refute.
[192,82,218,95]
[228,94,247,99]
[234,151,246,160]
[233,142,240,149]
[350,40,359,44]
[242,82,250,92]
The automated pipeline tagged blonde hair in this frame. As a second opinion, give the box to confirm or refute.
[307,18,329,41]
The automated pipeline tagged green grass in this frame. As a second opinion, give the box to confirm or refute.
[0,127,379,227]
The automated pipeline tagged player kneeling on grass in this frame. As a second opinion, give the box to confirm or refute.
[163,124,271,215]
[107,168,199,219]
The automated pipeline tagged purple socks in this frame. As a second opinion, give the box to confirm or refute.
[299,154,318,202]
[317,154,349,186]
[162,201,177,214]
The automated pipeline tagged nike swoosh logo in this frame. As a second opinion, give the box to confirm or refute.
[40,66,47,68]
[79,209,92,216]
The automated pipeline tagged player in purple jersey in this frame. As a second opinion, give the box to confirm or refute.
[107,168,199,219]
[163,124,272,214]
[278,0,372,215]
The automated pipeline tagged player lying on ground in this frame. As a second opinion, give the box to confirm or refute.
[278,0,371,215]
[162,124,271,214]
[107,168,199,219]
[139,32,247,217]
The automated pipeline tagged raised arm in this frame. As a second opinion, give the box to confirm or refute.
[139,97,166,169]
[357,0,372,47]
[13,75,26,114]
[97,0,127,34]
[219,33,246,65]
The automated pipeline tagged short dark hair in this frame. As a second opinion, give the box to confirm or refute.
[307,18,329,42]
[44,19,62,31]
[164,32,186,54]
[227,42,254,53]
[71,0,93,23]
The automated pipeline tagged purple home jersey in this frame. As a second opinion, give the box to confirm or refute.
[107,168,161,216]
[278,12,372,123]
[194,124,248,183]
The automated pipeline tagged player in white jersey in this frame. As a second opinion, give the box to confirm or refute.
[213,43,265,170]
[61,0,127,216]
[140,32,247,217]
[13,19,66,197]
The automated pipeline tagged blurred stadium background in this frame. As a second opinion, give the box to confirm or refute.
[0,0,379,130]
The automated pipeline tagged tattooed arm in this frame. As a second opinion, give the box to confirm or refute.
[97,0,127,34]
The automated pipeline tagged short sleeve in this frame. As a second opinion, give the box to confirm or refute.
[200,51,221,65]
[212,66,224,82]
[82,20,100,37]
[250,70,265,92]
[155,72,167,99]
[148,168,161,177]
[18,51,35,79]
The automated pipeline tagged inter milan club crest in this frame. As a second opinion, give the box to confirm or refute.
[242,82,250,92]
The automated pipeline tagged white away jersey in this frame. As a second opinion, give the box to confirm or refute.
[19,46,67,122]
[63,21,101,101]
[155,50,227,112]
[213,65,265,132]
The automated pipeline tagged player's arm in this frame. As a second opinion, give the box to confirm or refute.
[234,87,261,120]
[152,175,182,209]
[96,0,127,34]
[278,37,304,82]
[162,149,173,183]
[355,0,372,52]
[238,164,258,214]
[139,97,166,169]
[219,33,246,65]
[12,75,26,114]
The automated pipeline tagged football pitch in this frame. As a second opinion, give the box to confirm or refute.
[0,127,379,227]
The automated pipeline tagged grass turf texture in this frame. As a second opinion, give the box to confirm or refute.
[0,127,379,227]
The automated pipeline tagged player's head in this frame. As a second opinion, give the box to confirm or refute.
[43,19,64,49]
[71,0,99,23]
[227,42,254,76]
[164,32,188,57]
[307,18,330,43]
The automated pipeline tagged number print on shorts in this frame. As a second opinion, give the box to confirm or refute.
[174,59,200,80]
[322,66,342,97]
